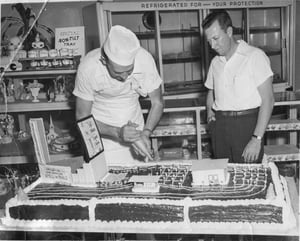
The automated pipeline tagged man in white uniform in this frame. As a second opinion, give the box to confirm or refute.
[73,25,164,165]
[203,10,274,163]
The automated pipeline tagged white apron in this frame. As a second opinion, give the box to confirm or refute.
[91,76,145,165]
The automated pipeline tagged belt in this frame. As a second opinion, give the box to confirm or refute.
[216,108,259,117]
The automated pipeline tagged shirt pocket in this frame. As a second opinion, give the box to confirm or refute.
[131,73,147,97]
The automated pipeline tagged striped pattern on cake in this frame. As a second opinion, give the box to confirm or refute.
[25,164,271,201]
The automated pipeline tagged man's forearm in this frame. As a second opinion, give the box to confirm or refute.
[144,101,164,132]
[254,77,275,137]
[144,87,164,133]
[206,89,215,118]
[95,120,121,142]
[254,98,274,137]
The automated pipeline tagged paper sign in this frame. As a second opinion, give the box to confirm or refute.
[55,26,86,57]
[39,165,72,184]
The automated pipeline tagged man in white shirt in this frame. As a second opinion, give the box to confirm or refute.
[73,25,164,165]
[202,10,274,163]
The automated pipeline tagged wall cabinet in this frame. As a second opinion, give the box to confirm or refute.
[84,0,296,98]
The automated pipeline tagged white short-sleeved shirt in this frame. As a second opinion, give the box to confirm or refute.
[205,40,273,111]
[73,47,162,165]
[73,47,162,127]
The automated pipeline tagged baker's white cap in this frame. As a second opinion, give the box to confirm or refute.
[103,25,140,66]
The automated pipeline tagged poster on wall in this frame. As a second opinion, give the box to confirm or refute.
[55,26,86,58]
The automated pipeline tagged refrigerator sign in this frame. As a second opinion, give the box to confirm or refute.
[104,0,293,11]
[140,1,280,10]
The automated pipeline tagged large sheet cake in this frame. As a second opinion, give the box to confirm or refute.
[1,162,297,235]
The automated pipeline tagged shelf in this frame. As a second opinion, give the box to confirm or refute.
[18,56,79,61]
[264,144,300,162]
[0,100,74,112]
[158,148,198,161]
[249,26,281,34]
[164,80,205,96]
[274,91,300,106]
[2,69,77,77]
[234,26,281,36]
[136,28,200,39]
[141,97,205,111]
[266,119,300,131]
[0,153,82,165]
[162,51,201,64]
[152,124,207,137]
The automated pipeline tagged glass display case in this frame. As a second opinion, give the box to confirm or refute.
[85,0,295,98]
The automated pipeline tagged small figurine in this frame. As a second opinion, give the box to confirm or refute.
[6,78,15,102]
[20,83,32,101]
[13,78,24,100]
[8,36,23,58]
[28,79,43,102]
[32,33,44,49]
[54,75,67,102]
[46,115,58,144]
[46,85,55,102]
[0,114,14,144]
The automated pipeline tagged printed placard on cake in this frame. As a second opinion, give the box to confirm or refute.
[55,26,85,57]
[76,115,104,161]
[39,164,72,184]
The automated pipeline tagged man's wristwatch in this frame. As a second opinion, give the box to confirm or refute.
[143,128,153,136]
[252,134,263,140]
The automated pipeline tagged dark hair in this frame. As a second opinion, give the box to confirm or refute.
[202,10,232,31]
[101,47,108,61]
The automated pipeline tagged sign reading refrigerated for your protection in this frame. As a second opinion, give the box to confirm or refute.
[141,1,265,9]
[102,0,292,12]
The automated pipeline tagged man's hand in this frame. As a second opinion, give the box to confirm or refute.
[242,138,261,163]
[132,137,153,161]
[207,113,216,123]
[119,121,141,143]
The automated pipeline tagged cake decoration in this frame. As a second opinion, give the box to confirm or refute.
[191,158,229,186]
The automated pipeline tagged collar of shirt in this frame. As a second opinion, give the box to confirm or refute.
[218,40,250,63]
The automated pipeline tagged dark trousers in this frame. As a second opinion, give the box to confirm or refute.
[209,109,264,163]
